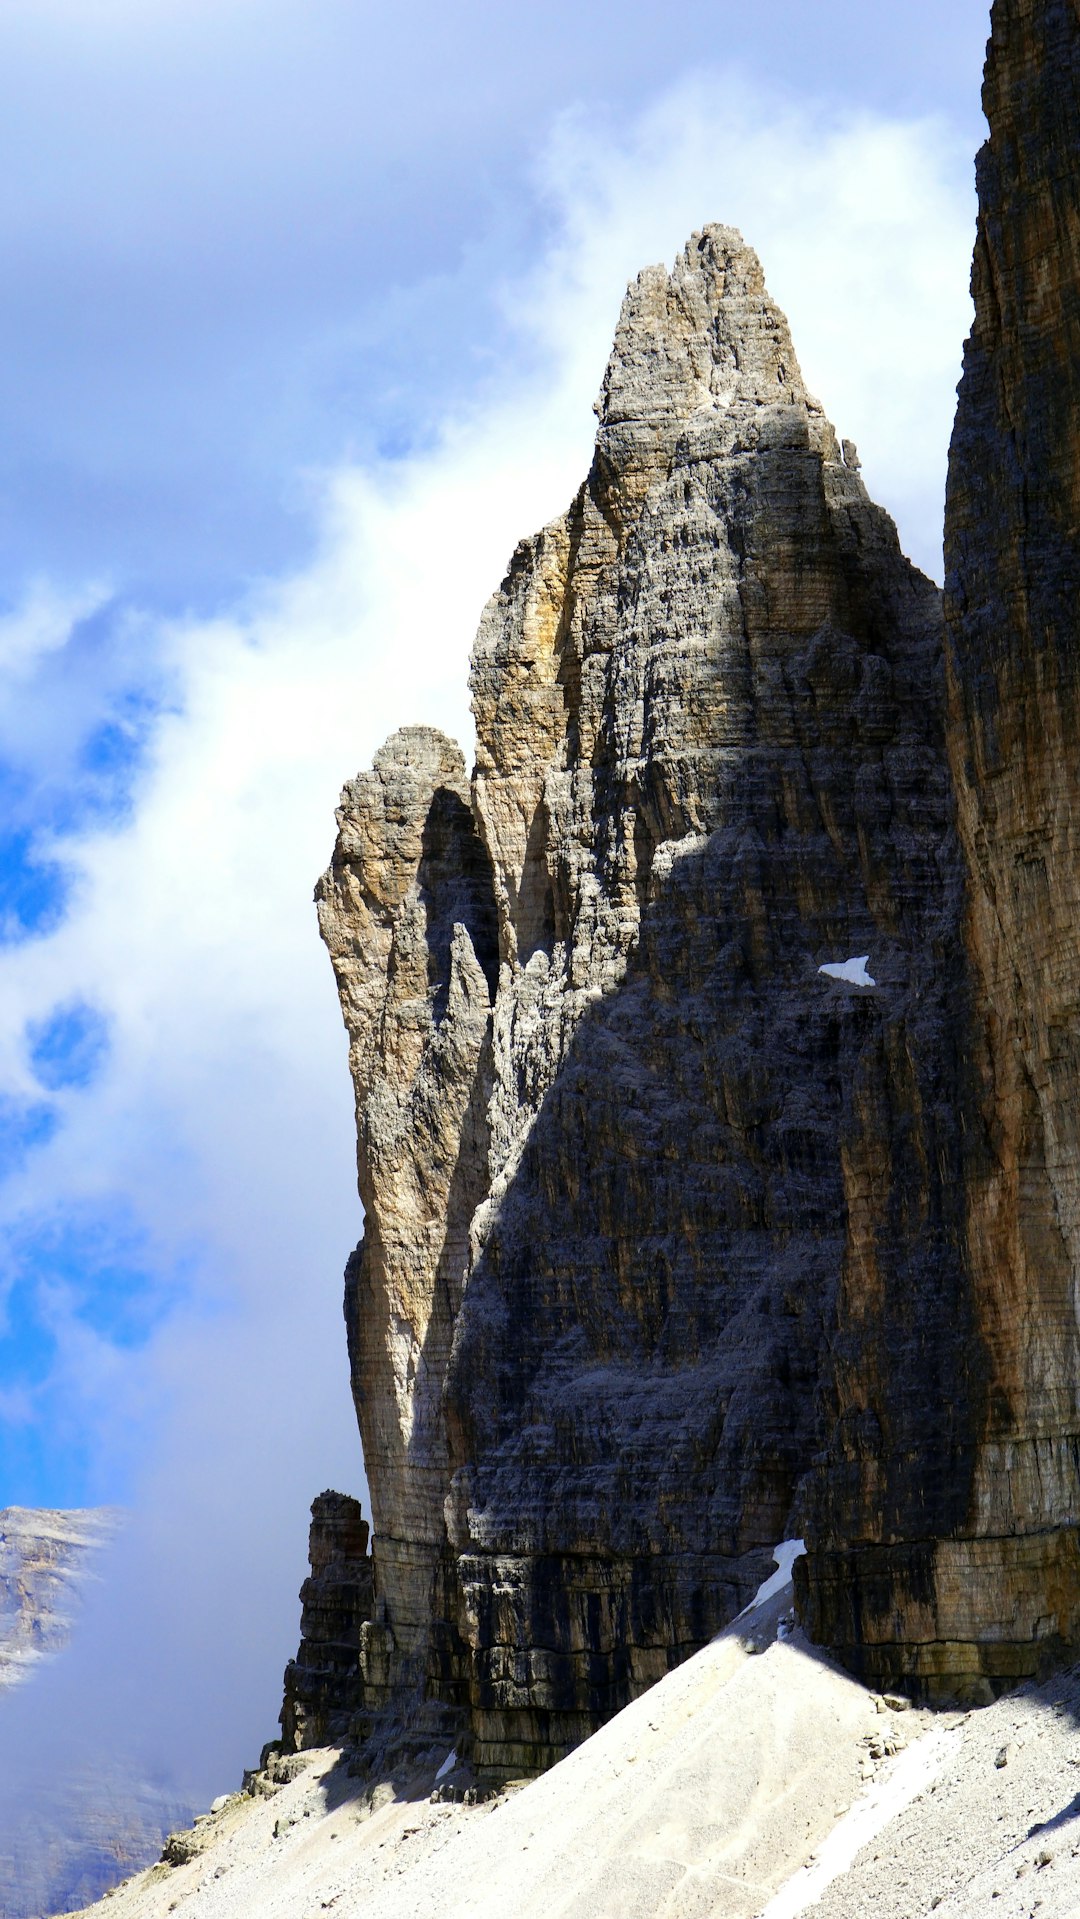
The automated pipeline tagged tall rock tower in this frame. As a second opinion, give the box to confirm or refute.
[317,227,968,1771]
[302,0,1080,1778]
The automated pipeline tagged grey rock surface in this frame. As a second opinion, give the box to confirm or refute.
[280,1491,374,1751]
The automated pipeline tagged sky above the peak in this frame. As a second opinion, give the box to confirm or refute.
[0,0,989,1840]
[0,0,986,603]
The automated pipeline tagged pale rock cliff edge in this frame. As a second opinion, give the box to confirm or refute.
[0,1505,116,1690]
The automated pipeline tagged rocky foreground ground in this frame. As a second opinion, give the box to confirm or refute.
[71,1553,1080,1919]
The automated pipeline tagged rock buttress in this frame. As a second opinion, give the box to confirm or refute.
[280,1492,374,1750]
[319,226,969,1772]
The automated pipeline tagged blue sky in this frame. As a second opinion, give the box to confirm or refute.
[0,0,990,1822]
[0,0,986,603]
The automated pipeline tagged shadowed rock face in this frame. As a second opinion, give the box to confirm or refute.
[281,1493,375,1751]
[318,226,974,1771]
[800,0,1080,1697]
[948,0,1080,1566]
[933,0,1080,1678]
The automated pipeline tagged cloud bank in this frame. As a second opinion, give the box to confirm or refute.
[0,68,974,1858]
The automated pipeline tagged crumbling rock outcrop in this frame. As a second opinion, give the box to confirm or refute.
[317,225,976,1770]
[281,1493,374,1751]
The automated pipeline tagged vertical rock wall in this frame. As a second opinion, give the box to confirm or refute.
[800,0,1080,1697]
[318,227,970,1771]
[0,1507,117,1689]
[317,730,498,1725]
[951,0,1080,1604]
[946,0,1080,1661]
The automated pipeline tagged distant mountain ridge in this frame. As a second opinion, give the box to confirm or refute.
[0,1505,197,1919]
[0,1505,119,1690]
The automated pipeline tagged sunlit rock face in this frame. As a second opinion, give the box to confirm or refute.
[318,224,973,1772]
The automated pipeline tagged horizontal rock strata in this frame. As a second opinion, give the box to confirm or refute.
[798,0,1080,1697]
[318,223,983,1768]
[824,0,1080,1696]
[281,1492,374,1751]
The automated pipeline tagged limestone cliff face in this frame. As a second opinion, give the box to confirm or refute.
[945,0,1080,1669]
[281,1493,374,1751]
[319,227,968,1770]
[798,0,1080,1697]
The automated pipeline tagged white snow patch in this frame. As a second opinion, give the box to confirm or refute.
[435,1750,458,1782]
[736,1539,806,1620]
[818,956,876,987]
[758,1721,963,1919]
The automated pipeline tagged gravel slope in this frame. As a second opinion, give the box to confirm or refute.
[71,1558,1080,1919]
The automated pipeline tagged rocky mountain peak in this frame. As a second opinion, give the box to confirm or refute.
[316,219,963,1775]
[597,224,817,433]
[590,223,843,537]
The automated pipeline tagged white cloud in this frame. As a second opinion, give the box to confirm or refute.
[0,65,975,1845]
[0,580,108,680]
[518,76,974,580]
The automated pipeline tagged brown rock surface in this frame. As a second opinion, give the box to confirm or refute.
[801,0,1080,1696]
[281,1492,375,1751]
[318,225,970,1770]
[945,0,1080,1671]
